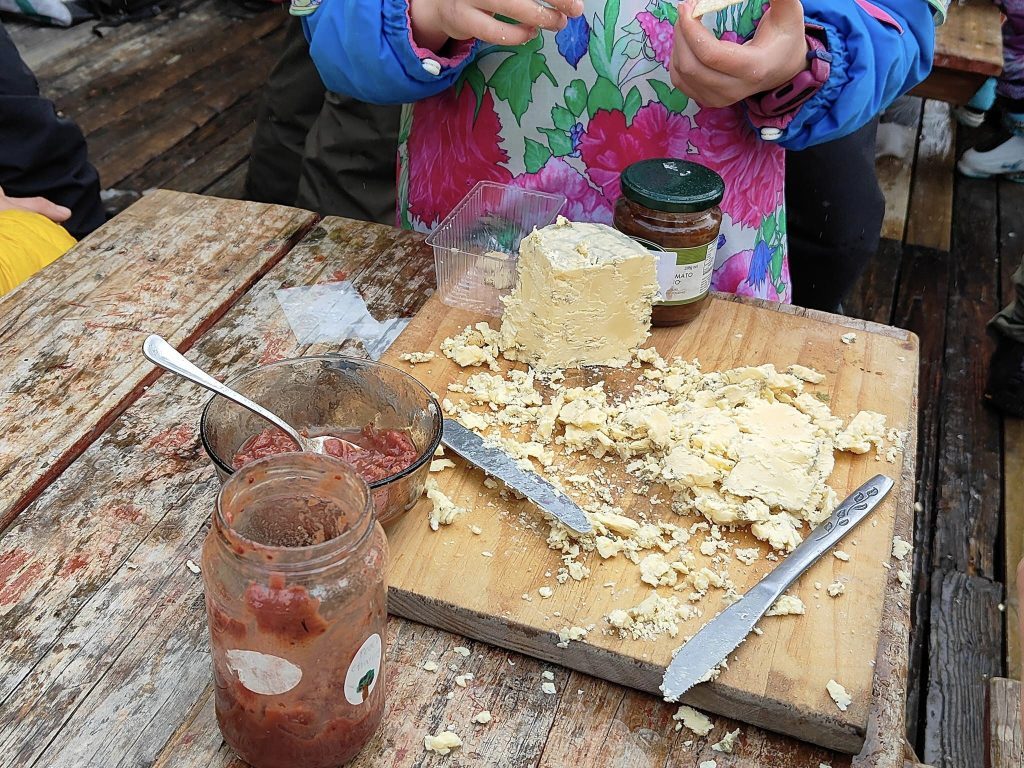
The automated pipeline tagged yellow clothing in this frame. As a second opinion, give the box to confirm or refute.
[0,209,76,295]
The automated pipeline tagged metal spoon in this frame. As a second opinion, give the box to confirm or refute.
[142,334,335,454]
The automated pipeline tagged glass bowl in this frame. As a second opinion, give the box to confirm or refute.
[200,355,442,526]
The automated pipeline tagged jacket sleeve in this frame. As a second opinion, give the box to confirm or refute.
[302,0,478,104]
[776,0,937,150]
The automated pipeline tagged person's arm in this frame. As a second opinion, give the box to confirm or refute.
[773,0,937,150]
[302,0,581,105]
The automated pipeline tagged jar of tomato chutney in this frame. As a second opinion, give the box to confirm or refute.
[614,158,725,326]
[202,452,388,768]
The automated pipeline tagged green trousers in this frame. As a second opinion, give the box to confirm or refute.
[245,15,401,225]
[991,257,1024,344]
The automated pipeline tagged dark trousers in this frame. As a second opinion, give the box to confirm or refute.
[245,17,401,224]
[785,118,884,312]
[0,24,104,241]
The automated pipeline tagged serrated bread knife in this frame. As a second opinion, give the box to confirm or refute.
[660,473,895,702]
[440,418,592,534]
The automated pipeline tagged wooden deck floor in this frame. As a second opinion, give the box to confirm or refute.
[7,5,1023,766]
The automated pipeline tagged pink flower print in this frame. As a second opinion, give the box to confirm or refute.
[580,102,694,202]
[711,244,790,303]
[407,87,512,228]
[637,11,673,69]
[689,105,784,229]
[511,158,613,223]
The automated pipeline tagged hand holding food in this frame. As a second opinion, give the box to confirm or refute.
[671,0,809,108]
[409,0,584,52]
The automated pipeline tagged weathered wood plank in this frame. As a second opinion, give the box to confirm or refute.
[82,24,285,187]
[7,19,104,73]
[931,0,1004,77]
[0,189,316,532]
[877,98,922,243]
[987,678,1023,768]
[905,101,956,252]
[931,171,1002,577]
[887,244,951,745]
[1000,178,1024,680]
[923,570,1003,768]
[844,238,902,325]
[202,162,250,201]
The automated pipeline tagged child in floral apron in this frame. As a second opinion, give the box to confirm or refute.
[299,0,943,303]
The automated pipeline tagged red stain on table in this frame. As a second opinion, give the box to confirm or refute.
[259,330,294,366]
[0,549,44,605]
[326,269,349,283]
[59,554,90,577]
[108,503,144,525]
[145,424,196,457]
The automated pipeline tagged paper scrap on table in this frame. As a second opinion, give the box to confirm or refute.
[275,282,410,360]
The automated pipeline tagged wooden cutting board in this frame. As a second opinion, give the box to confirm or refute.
[381,294,918,754]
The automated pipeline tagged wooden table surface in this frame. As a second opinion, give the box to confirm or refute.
[912,0,1004,105]
[0,190,917,768]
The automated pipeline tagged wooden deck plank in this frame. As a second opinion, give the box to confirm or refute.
[0,206,904,768]
[905,101,956,252]
[987,678,1023,768]
[931,172,1002,578]
[877,99,922,243]
[845,238,902,325]
[0,189,316,532]
[923,571,1003,768]
[82,24,284,187]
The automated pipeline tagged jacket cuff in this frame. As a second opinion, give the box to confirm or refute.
[386,0,477,81]
[745,28,830,140]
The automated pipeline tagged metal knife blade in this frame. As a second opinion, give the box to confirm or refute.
[660,473,895,702]
[440,418,593,534]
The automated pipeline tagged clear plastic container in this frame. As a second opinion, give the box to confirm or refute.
[425,181,566,316]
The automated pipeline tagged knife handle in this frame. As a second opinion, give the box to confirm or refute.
[754,474,895,605]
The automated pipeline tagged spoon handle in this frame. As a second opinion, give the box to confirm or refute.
[142,334,303,448]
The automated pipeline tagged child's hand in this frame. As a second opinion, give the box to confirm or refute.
[670,0,809,108]
[0,186,71,223]
[410,0,584,53]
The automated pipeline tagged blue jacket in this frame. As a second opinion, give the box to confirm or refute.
[302,0,938,149]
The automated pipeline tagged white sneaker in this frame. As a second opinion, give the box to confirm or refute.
[954,106,987,128]
[958,134,1024,180]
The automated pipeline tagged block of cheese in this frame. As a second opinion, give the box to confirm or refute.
[500,217,658,368]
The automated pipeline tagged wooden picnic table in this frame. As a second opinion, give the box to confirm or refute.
[0,190,919,768]
[912,0,1004,105]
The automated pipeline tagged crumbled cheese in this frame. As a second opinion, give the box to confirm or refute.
[470,524,483,535]
[766,594,806,616]
[700,761,717,768]
[455,674,471,687]
[399,351,435,364]
[897,568,912,589]
[185,559,201,574]
[826,581,845,598]
[787,364,826,384]
[891,535,912,561]
[542,671,555,681]
[608,591,698,640]
[429,458,456,472]
[833,549,851,561]
[541,682,557,695]
[712,728,741,753]
[734,548,759,566]
[425,479,465,530]
[453,646,471,657]
[472,710,492,724]
[441,322,502,371]
[424,731,462,754]
[422,661,439,672]
[840,332,857,344]
[556,626,590,647]
[835,410,887,454]
[672,705,714,736]
[538,586,554,599]
[826,679,852,711]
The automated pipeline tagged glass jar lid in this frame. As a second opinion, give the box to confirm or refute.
[620,158,725,213]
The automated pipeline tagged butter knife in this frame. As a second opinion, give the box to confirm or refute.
[660,474,895,702]
[440,418,593,534]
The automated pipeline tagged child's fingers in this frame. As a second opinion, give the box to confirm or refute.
[763,0,805,31]
[540,0,584,19]
[463,8,540,44]
[9,195,72,223]
[480,0,568,33]
[676,3,753,79]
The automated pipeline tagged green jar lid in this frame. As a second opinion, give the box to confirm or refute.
[620,158,725,213]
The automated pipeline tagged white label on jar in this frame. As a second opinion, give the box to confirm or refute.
[226,649,302,695]
[344,633,383,705]
[659,238,718,305]
[650,250,678,301]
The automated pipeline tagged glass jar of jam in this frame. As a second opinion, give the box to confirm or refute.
[614,158,725,326]
[202,452,388,768]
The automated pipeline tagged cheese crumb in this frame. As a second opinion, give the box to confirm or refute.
[699,761,717,768]
[429,458,456,472]
[766,594,806,616]
[897,568,911,589]
[833,549,851,561]
[425,479,465,530]
[672,705,713,736]
[787,364,826,384]
[891,535,912,561]
[826,581,845,598]
[455,674,471,687]
[826,679,852,711]
[399,351,435,364]
[538,586,554,599]
[712,728,740,753]
[453,646,471,657]
[542,681,557,695]
[472,710,492,724]
[470,524,483,535]
[835,410,887,454]
[185,559,201,574]
[840,332,857,344]
[542,671,554,681]
[734,548,759,566]
[424,731,462,754]
[422,661,439,672]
